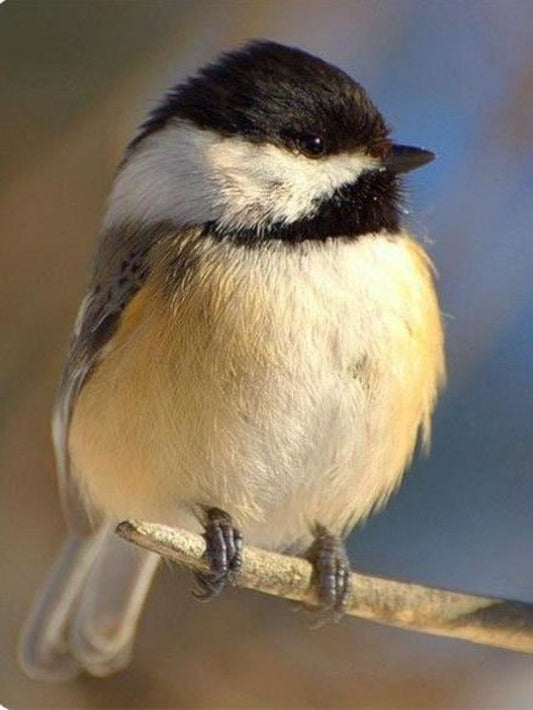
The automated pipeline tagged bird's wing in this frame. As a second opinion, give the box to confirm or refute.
[52,221,176,535]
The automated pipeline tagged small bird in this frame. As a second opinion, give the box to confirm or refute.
[20,40,445,680]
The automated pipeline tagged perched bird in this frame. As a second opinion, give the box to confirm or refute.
[20,40,445,680]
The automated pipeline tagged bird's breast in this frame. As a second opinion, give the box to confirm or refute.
[69,230,444,548]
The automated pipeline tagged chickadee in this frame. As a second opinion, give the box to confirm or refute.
[20,40,445,680]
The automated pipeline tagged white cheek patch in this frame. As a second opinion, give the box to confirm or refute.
[103,121,380,233]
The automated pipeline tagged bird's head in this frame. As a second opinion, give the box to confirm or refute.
[105,41,434,243]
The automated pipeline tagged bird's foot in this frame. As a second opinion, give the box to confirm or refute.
[193,508,243,601]
[305,527,352,625]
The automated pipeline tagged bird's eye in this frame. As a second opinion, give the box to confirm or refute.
[297,134,325,159]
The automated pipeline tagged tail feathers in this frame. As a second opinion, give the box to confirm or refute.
[70,529,160,676]
[19,522,160,681]
[19,526,109,681]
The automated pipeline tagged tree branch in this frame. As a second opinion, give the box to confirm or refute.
[116,520,533,655]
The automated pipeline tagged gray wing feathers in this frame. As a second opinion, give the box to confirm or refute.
[52,221,176,535]
[24,221,178,679]
[52,293,104,535]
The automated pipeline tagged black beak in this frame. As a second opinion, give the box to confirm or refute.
[385,144,435,174]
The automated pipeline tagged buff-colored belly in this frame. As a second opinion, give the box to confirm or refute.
[69,233,444,551]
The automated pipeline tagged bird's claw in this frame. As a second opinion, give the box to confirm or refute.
[193,508,243,601]
[305,527,352,625]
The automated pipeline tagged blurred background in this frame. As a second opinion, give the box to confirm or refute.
[1,1,532,707]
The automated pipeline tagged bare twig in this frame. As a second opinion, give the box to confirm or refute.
[116,520,533,655]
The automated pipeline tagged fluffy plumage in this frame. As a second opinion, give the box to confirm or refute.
[105,122,396,240]
[70,230,444,551]
[20,40,444,681]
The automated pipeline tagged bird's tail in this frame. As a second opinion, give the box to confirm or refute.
[19,521,160,681]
